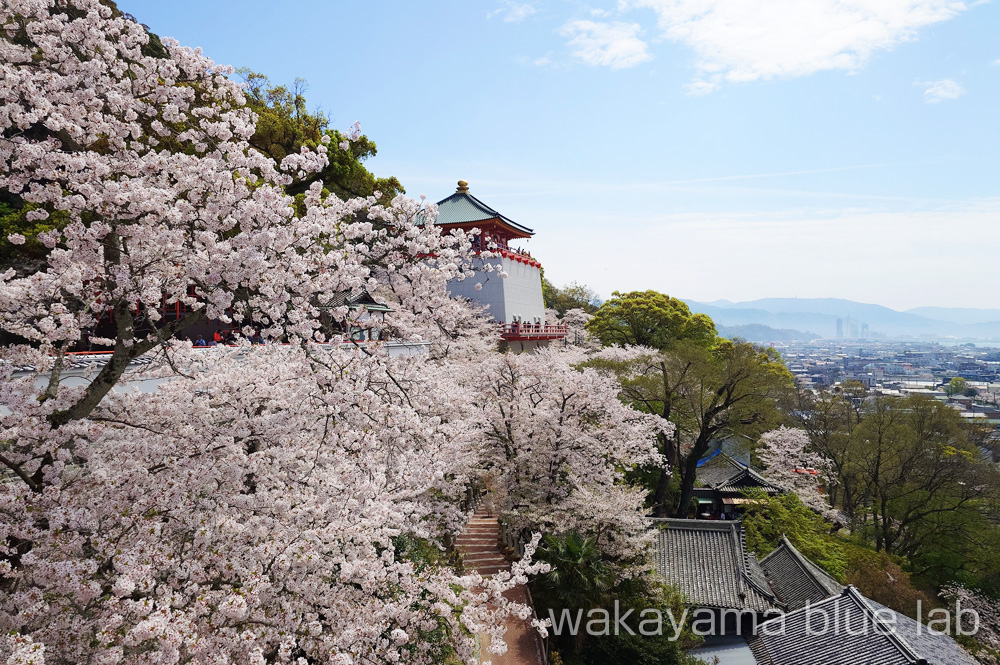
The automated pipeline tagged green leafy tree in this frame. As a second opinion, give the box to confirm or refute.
[588,340,792,517]
[947,376,968,397]
[586,290,716,350]
[798,390,1000,592]
[793,387,866,518]
[542,277,601,314]
[240,70,403,203]
[671,341,794,518]
[586,346,697,514]
[851,395,993,559]
[741,490,847,580]
[574,583,701,665]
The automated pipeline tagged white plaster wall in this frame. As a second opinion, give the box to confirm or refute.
[446,258,506,322]
[501,257,545,324]
[446,257,544,324]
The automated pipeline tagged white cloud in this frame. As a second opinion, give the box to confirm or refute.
[921,78,966,102]
[992,58,1000,66]
[559,20,652,69]
[488,0,538,23]
[684,78,719,95]
[626,0,968,86]
[517,52,554,67]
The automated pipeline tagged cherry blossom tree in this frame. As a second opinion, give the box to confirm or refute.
[1,344,549,664]
[0,2,536,663]
[466,347,670,566]
[0,0,476,411]
[379,255,500,361]
[940,584,1000,664]
[545,307,599,350]
[757,426,840,521]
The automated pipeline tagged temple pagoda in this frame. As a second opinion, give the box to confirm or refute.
[430,180,566,349]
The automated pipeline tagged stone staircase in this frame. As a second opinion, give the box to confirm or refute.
[455,505,509,576]
[454,503,547,665]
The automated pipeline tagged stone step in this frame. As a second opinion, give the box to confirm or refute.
[455,513,511,578]
[462,551,506,563]
[463,549,505,558]
[474,566,509,576]
[455,536,497,542]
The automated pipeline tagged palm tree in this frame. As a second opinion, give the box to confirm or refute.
[532,532,616,654]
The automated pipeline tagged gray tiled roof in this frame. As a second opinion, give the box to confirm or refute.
[697,453,783,494]
[749,586,975,665]
[697,453,747,487]
[651,519,782,613]
[746,551,773,594]
[324,289,390,311]
[760,537,844,610]
[869,600,979,665]
[749,588,918,665]
[691,635,759,665]
[716,467,784,494]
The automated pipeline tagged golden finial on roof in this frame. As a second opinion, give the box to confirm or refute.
[456,180,469,193]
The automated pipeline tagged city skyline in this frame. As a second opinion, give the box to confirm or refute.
[117,0,1000,310]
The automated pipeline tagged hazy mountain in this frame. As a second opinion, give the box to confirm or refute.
[717,324,820,342]
[906,306,1000,326]
[684,298,1000,340]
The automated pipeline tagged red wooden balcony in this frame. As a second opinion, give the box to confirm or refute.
[500,322,568,341]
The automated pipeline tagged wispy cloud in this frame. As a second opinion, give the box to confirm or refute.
[921,78,966,103]
[517,52,554,67]
[488,0,537,23]
[559,20,652,69]
[684,79,718,96]
[624,0,969,89]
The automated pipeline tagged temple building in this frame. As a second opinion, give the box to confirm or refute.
[693,451,785,519]
[653,521,978,665]
[429,180,566,350]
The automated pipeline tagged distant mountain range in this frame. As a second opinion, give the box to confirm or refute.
[684,298,1000,341]
[717,324,820,342]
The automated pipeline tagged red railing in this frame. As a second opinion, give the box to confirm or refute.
[495,247,541,269]
[500,323,568,341]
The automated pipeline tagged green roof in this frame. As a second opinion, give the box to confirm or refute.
[421,182,534,236]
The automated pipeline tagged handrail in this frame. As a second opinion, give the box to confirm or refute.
[497,515,548,665]
[500,323,568,338]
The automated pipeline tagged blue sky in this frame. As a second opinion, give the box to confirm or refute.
[118,0,1000,310]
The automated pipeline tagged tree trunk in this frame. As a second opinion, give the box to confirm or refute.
[652,431,674,517]
[674,437,709,518]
